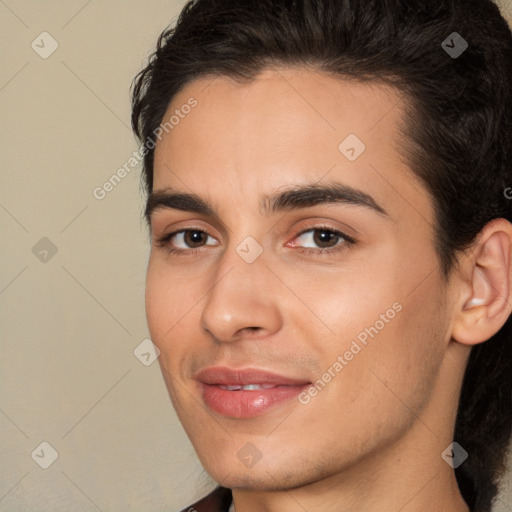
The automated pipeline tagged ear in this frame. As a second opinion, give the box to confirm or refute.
[451,218,512,346]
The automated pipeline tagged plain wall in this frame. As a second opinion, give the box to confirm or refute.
[1,1,511,511]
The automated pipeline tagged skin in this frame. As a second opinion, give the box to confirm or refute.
[146,67,512,512]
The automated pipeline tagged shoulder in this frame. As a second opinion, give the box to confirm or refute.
[179,486,232,512]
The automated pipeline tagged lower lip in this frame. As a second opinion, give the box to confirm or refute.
[201,383,309,418]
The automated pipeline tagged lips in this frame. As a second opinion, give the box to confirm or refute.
[196,367,311,418]
[196,367,310,387]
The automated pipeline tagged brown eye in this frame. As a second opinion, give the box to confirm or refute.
[293,228,348,250]
[183,230,209,248]
[157,229,218,252]
[312,229,341,248]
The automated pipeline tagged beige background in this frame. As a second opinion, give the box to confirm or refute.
[1,1,511,511]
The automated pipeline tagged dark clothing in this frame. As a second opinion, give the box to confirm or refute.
[180,487,232,512]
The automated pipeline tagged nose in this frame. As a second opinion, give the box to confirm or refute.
[200,247,282,343]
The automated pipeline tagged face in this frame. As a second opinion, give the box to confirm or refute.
[146,67,454,490]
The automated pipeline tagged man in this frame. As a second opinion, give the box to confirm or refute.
[131,1,512,511]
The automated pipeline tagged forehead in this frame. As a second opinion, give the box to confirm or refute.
[152,67,432,225]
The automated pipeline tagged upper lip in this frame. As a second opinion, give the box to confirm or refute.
[195,366,310,386]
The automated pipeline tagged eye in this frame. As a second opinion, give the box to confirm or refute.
[289,227,355,253]
[155,226,354,256]
[156,229,218,252]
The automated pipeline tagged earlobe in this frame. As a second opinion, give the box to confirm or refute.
[452,219,512,346]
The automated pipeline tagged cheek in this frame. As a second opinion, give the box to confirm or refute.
[145,266,192,412]
[295,306,444,468]
[145,259,214,389]
[301,266,447,429]
[145,259,195,341]
[145,262,190,374]
[360,294,444,417]
[145,270,170,347]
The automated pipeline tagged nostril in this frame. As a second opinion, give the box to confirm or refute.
[236,326,262,337]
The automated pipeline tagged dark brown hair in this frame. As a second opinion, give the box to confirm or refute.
[131,1,512,510]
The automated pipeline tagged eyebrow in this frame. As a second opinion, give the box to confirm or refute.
[145,183,389,226]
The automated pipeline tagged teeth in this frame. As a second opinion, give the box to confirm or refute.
[218,384,277,391]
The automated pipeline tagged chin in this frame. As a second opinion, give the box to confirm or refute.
[213,469,309,492]
[202,450,335,492]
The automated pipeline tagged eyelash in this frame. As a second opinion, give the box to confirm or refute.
[155,225,356,257]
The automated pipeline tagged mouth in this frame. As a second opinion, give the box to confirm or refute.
[195,366,311,418]
[218,384,284,390]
